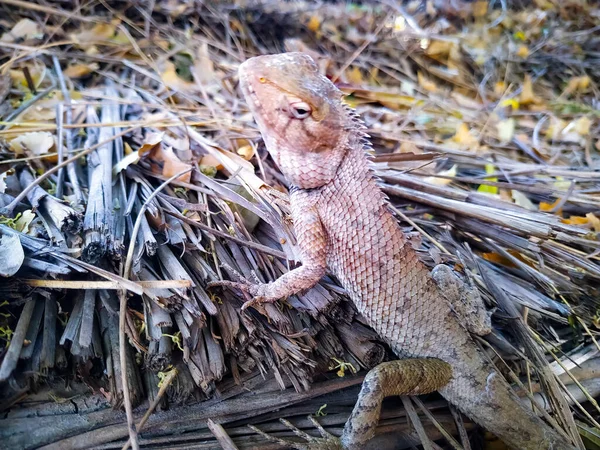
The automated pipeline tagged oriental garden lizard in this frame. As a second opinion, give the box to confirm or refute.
[212,52,578,450]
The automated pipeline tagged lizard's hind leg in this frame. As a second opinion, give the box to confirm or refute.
[339,359,452,449]
[249,359,452,450]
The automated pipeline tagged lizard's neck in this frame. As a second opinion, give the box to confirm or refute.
[330,111,388,210]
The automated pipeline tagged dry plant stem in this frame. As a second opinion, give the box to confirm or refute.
[121,368,179,450]
[401,396,435,450]
[0,299,35,381]
[0,0,99,22]
[0,126,139,216]
[119,167,193,450]
[206,419,240,450]
[23,279,192,290]
[53,55,83,204]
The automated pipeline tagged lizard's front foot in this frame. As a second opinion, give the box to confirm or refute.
[250,416,344,450]
[207,264,281,310]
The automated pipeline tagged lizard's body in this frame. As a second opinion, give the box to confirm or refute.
[233,53,577,450]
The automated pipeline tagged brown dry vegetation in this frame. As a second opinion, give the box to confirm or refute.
[0,1,599,449]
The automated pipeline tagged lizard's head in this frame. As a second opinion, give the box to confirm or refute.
[239,53,350,189]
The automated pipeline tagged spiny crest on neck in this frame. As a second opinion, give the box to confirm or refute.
[341,103,392,205]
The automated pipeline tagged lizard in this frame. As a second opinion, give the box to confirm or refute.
[217,52,578,450]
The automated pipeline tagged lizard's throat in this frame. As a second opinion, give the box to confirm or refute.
[268,140,348,190]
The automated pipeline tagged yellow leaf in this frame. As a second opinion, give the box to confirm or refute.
[540,198,562,213]
[472,1,488,17]
[236,145,254,160]
[161,61,195,93]
[425,40,454,57]
[573,116,592,136]
[496,118,515,143]
[561,216,588,225]
[494,81,506,97]
[452,123,478,147]
[477,163,498,195]
[417,71,438,93]
[586,213,600,232]
[500,98,519,110]
[482,252,516,267]
[9,65,45,91]
[307,15,321,32]
[9,132,55,155]
[516,45,530,58]
[561,75,591,97]
[519,74,541,106]
[346,67,363,85]
[513,31,526,41]
[71,20,120,48]
[424,165,457,186]
[63,63,99,78]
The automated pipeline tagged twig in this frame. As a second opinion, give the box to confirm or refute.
[121,368,179,450]
[118,167,193,450]
[0,299,35,381]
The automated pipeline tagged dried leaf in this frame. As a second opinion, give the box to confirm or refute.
[346,67,363,85]
[161,147,192,183]
[9,132,55,155]
[519,74,541,106]
[516,45,530,58]
[452,123,479,147]
[191,43,217,85]
[496,118,516,143]
[64,63,99,78]
[417,71,438,93]
[511,190,536,211]
[424,165,457,186]
[586,213,600,232]
[14,210,35,233]
[1,19,43,43]
[236,145,255,160]
[477,164,498,195]
[540,198,562,213]
[472,1,488,18]
[71,19,124,50]
[307,16,321,32]
[0,232,24,277]
[200,154,223,171]
[561,75,591,97]
[161,61,196,93]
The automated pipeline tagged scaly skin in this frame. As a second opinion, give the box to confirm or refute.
[234,53,577,450]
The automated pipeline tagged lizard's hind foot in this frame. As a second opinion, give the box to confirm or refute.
[249,416,344,450]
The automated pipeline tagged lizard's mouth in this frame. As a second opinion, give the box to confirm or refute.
[239,72,263,111]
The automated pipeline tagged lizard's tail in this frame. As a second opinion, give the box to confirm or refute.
[440,362,577,450]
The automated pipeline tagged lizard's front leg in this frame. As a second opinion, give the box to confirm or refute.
[431,264,492,336]
[211,205,327,310]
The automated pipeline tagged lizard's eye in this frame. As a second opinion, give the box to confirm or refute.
[289,101,312,119]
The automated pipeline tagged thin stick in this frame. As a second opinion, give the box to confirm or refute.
[118,168,193,450]
[0,0,99,23]
[120,368,179,450]
[23,279,192,290]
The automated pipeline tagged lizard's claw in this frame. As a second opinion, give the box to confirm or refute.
[249,416,343,450]
[207,264,274,310]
